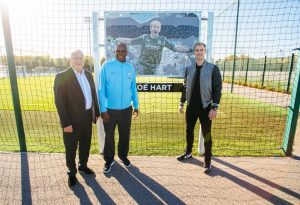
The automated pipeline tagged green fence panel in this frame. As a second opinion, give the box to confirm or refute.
[282,50,300,155]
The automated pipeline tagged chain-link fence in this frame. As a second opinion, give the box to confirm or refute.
[0,0,299,156]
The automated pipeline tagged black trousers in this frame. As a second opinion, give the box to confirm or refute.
[63,109,92,176]
[103,106,132,164]
[185,105,212,164]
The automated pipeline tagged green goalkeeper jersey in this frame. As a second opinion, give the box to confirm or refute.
[131,34,175,69]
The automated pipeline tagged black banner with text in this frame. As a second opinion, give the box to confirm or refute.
[136,83,183,92]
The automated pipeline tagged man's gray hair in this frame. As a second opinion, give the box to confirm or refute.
[70,50,84,58]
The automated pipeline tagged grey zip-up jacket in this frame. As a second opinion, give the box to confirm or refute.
[180,61,222,108]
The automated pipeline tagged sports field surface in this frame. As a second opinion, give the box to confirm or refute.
[0,76,287,156]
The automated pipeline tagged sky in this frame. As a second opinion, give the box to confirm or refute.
[0,0,299,61]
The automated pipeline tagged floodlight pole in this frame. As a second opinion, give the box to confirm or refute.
[84,16,92,71]
[231,0,240,93]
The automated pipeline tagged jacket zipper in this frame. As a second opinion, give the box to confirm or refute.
[121,63,123,108]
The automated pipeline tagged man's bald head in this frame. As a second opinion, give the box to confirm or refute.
[116,43,127,51]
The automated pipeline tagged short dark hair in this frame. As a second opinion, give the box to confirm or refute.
[193,42,206,50]
[116,43,127,51]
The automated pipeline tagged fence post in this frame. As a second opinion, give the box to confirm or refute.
[240,58,244,72]
[223,60,226,82]
[287,53,294,93]
[1,5,26,151]
[280,56,283,72]
[206,12,214,63]
[282,49,300,155]
[261,56,267,87]
[245,58,249,84]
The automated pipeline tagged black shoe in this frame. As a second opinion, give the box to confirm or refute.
[68,175,77,187]
[203,163,211,173]
[103,161,115,173]
[78,166,95,175]
[120,158,131,167]
[177,152,192,161]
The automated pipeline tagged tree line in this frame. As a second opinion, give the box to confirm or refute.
[0,55,94,72]
[215,54,298,72]
[0,54,297,73]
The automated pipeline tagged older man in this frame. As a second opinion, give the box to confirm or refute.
[54,50,100,186]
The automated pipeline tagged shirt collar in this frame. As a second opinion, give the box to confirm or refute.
[72,67,85,75]
[114,58,126,63]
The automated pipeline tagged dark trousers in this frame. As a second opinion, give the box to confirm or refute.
[185,105,212,164]
[103,106,132,164]
[63,109,92,176]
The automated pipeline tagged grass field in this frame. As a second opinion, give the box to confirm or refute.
[0,76,288,156]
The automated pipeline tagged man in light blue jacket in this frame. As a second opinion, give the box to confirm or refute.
[99,43,139,173]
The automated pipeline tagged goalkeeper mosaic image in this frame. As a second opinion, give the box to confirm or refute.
[105,12,200,76]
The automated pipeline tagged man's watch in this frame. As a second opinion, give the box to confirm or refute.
[212,106,218,111]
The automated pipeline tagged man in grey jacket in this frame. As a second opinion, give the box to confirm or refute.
[177,42,222,173]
